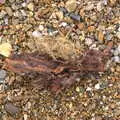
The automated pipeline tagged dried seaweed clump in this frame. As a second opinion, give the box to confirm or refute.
[4,42,113,93]
[32,35,82,60]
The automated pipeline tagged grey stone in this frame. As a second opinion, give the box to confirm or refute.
[69,13,83,22]
[106,33,113,41]
[0,70,6,83]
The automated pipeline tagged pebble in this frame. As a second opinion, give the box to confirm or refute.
[0,43,12,57]
[97,2,103,11]
[68,102,73,109]
[113,49,119,56]
[5,102,19,115]
[24,24,32,31]
[113,56,120,63]
[76,78,80,82]
[95,83,100,90]
[11,3,19,10]
[85,38,93,46]
[87,26,95,32]
[27,3,34,11]
[113,45,120,56]
[59,22,68,27]
[116,66,120,72]
[76,87,80,92]
[32,30,42,38]
[105,33,113,41]
[5,7,13,17]
[69,13,82,22]
[55,11,63,20]
[98,31,104,43]
[85,3,94,11]
[86,87,92,91]
[21,10,27,17]
[65,0,77,12]
[0,10,6,19]
[4,17,8,25]
[116,31,120,39]
[0,70,6,83]
[39,25,44,31]
[22,2,27,7]
[109,0,117,6]
[24,114,28,120]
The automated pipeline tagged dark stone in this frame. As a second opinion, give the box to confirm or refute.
[69,13,83,22]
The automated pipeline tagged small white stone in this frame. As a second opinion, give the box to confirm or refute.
[59,22,67,27]
[76,78,80,82]
[91,117,95,120]
[100,101,103,105]
[32,30,41,38]
[24,114,28,120]
[95,83,100,90]
[103,95,106,99]
[103,0,108,5]
[89,43,97,49]
[109,84,113,87]
[21,10,27,16]
[86,87,92,91]
[39,25,44,31]
[85,38,93,46]
[113,56,120,63]
[97,2,103,11]
[22,2,27,7]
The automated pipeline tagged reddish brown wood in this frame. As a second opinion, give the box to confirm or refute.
[4,42,113,93]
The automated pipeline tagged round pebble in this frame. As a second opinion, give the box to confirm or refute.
[95,83,100,90]
[32,30,42,38]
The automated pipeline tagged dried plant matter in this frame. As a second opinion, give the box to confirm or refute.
[32,35,82,60]
[4,42,113,93]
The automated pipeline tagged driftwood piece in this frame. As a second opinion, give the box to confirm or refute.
[4,42,113,93]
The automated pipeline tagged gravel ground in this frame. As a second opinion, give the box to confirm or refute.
[0,0,120,120]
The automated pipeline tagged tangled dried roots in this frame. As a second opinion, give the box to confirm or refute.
[33,35,82,60]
